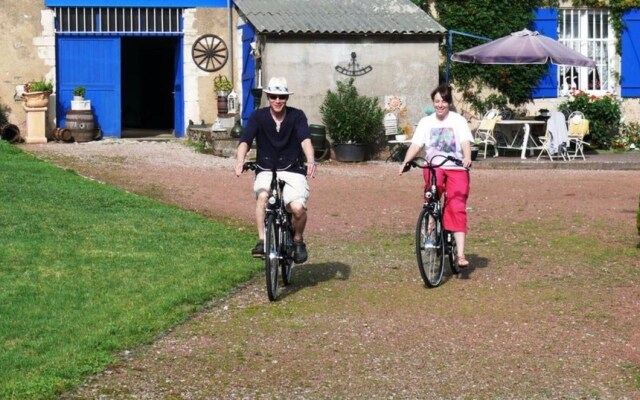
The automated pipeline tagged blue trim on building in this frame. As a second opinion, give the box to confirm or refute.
[45,0,227,7]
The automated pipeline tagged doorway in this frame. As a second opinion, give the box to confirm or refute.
[121,37,178,138]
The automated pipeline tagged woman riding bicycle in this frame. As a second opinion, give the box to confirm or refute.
[398,83,473,268]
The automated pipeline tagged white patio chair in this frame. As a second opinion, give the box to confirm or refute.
[567,111,590,160]
[537,111,568,161]
[474,109,502,158]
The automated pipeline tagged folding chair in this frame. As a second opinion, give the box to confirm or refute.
[537,111,568,161]
[474,109,501,159]
[567,111,590,160]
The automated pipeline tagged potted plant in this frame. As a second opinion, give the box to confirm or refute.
[23,78,54,108]
[73,85,86,100]
[320,78,384,162]
[71,85,91,110]
[214,75,233,114]
[214,74,233,94]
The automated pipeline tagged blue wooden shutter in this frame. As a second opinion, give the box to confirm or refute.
[532,8,558,98]
[240,24,256,125]
[621,9,640,97]
[57,37,121,136]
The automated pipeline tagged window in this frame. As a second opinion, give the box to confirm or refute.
[54,7,183,34]
[558,9,614,95]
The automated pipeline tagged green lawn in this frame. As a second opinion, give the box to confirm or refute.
[0,142,260,399]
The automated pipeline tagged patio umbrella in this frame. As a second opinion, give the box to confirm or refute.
[451,29,596,68]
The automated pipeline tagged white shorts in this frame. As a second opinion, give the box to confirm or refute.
[254,171,309,209]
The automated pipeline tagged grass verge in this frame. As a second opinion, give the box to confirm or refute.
[0,142,259,399]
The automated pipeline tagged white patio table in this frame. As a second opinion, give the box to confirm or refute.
[495,119,546,159]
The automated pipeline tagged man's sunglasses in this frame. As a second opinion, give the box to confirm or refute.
[268,94,289,100]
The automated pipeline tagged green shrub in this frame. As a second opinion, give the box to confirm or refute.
[612,121,640,151]
[558,91,621,149]
[0,102,9,127]
[320,78,384,144]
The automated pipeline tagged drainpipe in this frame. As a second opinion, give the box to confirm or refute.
[227,0,234,85]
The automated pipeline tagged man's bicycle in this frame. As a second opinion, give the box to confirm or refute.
[243,161,295,301]
[402,154,464,287]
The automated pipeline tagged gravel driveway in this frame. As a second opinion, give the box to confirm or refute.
[21,139,640,399]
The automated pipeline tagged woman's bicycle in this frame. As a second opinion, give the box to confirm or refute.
[402,154,464,287]
[243,161,296,301]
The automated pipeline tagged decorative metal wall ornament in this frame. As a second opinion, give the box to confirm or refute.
[192,34,229,72]
[335,52,372,76]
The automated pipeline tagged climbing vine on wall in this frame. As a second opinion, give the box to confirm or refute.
[422,0,548,106]
[415,0,639,106]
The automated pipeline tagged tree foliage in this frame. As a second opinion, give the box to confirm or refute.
[422,0,549,106]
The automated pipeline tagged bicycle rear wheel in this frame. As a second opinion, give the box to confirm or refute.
[415,207,445,287]
[265,214,280,301]
[445,231,460,275]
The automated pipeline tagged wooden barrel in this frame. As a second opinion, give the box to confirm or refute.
[65,110,95,142]
[309,124,326,150]
[1,124,21,143]
[217,94,229,115]
[51,128,74,142]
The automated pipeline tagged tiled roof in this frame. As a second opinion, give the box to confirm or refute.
[233,0,446,35]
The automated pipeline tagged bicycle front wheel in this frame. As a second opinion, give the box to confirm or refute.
[265,214,280,301]
[281,225,293,286]
[415,207,445,287]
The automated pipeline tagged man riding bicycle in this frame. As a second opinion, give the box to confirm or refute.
[234,77,317,264]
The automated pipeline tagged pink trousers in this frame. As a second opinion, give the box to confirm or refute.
[423,168,470,233]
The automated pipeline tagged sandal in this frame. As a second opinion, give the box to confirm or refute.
[457,256,469,268]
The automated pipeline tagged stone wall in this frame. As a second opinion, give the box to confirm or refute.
[259,37,441,130]
[1,1,56,135]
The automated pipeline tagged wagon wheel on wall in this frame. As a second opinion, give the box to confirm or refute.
[192,34,229,72]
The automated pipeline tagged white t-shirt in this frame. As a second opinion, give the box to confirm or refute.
[411,111,474,169]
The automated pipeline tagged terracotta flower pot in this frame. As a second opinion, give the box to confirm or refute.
[23,91,51,108]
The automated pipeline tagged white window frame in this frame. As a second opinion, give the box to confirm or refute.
[558,8,615,96]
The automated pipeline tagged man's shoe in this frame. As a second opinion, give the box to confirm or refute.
[251,240,265,258]
[293,241,308,264]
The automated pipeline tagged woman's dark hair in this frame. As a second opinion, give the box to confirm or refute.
[430,83,453,104]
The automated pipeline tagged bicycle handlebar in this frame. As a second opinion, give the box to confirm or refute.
[242,159,298,173]
[401,154,463,173]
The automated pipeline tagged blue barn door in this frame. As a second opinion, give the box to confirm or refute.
[57,37,122,136]
[173,38,185,136]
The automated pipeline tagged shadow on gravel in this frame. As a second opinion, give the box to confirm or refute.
[279,262,351,299]
[441,254,489,281]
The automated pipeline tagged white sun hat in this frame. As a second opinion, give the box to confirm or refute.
[263,77,294,95]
